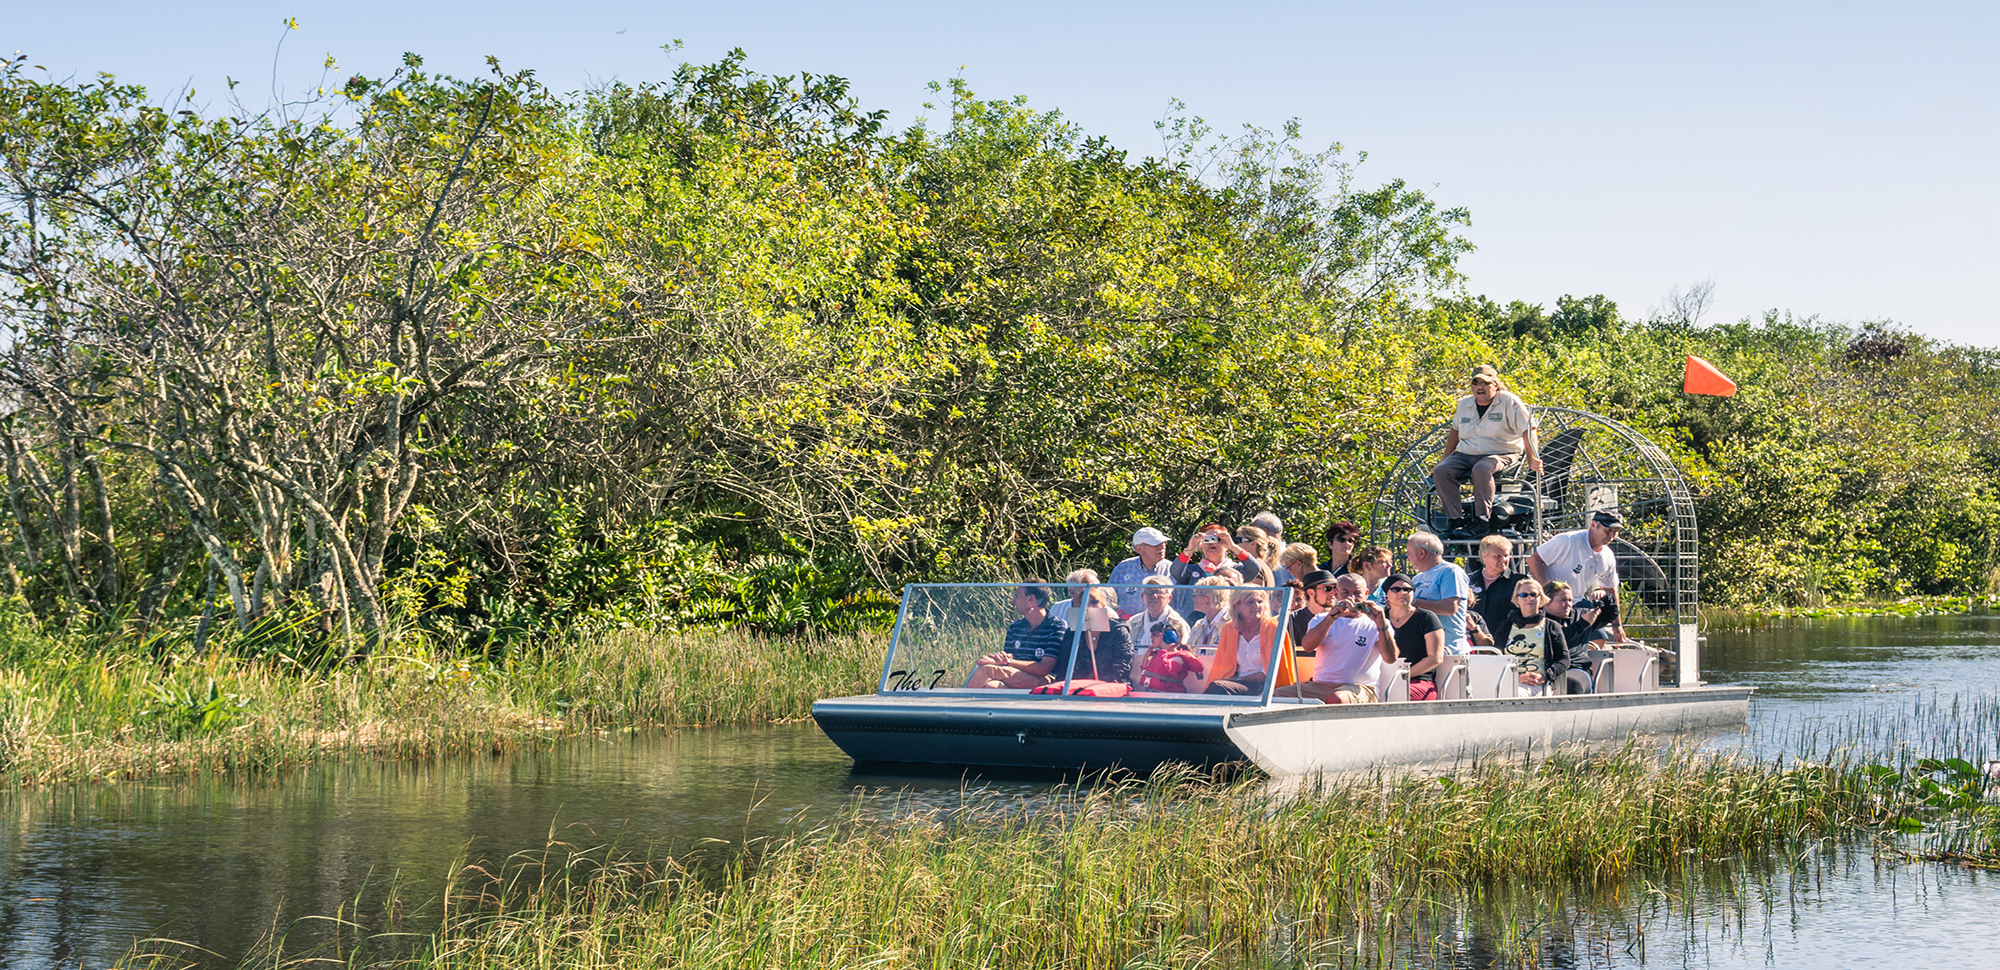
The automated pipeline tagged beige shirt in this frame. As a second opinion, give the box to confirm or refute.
[1451,390,1533,456]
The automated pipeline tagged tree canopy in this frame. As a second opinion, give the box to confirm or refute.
[1,51,1994,653]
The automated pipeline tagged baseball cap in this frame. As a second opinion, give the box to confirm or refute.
[1591,510,1625,528]
[1132,527,1169,546]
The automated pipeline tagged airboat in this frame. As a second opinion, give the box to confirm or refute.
[811,407,1751,776]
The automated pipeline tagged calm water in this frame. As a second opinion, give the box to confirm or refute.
[1,614,1996,969]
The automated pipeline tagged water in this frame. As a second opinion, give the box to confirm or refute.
[1,614,1996,968]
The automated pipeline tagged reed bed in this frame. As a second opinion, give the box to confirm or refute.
[0,625,884,785]
[215,745,1877,970]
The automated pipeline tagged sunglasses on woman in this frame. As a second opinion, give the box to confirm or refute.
[1386,585,1414,593]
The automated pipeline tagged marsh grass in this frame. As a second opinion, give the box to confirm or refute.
[1700,595,1985,629]
[0,624,885,785]
[210,744,1879,970]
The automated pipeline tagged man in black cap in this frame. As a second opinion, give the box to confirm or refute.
[1528,510,1628,643]
[1286,569,1342,644]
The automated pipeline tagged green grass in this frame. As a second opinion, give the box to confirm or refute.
[1701,594,1995,629]
[199,744,1881,970]
[0,624,885,785]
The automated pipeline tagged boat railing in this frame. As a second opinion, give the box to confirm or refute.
[874,582,1676,705]
[876,582,1297,705]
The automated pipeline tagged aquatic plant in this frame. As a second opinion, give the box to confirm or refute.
[202,745,1877,969]
[0,625,884,785]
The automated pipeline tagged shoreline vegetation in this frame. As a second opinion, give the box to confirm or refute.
[136,721,1997,970]
[5,599,1996,787]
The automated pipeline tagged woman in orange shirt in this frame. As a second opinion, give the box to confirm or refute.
[1202,587,1298,696]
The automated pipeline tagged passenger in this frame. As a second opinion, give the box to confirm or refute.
[1495,578,1572,696]
[1353,546,1394,605]
[1045,568,1100,626]
[1406,531,1473,655]
[968,581,1073,689]
[1543,581,1614,652]
[1468,534,1525,645]
[1232,525,1276,582]
[1239,554,1277,591]
[1429,365,1543,540]
[1527,510,1630,643]
[1381,572,1445,701]
[1507,579,1594,694]
[1127,578,1197,693]
[1251,510,1286,545]
[1250,512,1290,582]
[1284,570,1338,644]
[1464,600,1496,648]
[1171,523,1237,615]
[1203,587,1299,696]
[1282,574,1395,704]
[1279,543,1319,587]
[1077,586,1135,684]
[1184,577,1234,653]
[1321,520,1361,577]
[1124,575,1190,652]
[1108,527,1174,618]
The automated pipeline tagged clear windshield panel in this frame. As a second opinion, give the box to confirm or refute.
[877,583,1295,703]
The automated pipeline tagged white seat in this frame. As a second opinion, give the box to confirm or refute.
[1463,654,1520,699]
[1435,656,1467,699]
[1607,646,1660,692]
[1376,660,1411,702]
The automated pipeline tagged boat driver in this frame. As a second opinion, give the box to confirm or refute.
[967,580,1074,689]
[1429,365,1543,540]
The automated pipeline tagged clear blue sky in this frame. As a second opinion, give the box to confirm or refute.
[9,1,1997,348]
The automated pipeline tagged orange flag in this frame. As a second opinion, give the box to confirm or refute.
[1683,355,1737,396]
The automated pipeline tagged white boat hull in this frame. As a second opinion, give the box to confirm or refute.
[1225,686,1752,776]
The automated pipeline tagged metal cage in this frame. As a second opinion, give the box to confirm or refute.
[1366,406,1699,648]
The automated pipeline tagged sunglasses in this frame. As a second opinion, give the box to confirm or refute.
[1386,585,1414,593]
[1515,592,1540,599]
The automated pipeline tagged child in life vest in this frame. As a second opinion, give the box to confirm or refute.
[1135,626,1205,693]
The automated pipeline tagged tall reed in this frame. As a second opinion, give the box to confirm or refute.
[228,745,1875,970]
[0,625,885,785]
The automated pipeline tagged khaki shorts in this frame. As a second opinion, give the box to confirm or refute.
[1283,681,1378,704]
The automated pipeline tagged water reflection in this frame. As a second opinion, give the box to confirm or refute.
[0,614,1994,968]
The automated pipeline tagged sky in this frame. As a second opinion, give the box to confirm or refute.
[8,1,1997,349]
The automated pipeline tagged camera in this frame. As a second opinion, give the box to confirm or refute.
[1575,597,1601,611]
[1201,534,1220,545]
[1333,598,1357,612]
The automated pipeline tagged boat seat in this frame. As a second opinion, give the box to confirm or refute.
[1583,649,1614,693]
[1377,660,1411,702]
[1604,645,1660,693]
[1463,654,1520,698]
[1434,655,1521,699]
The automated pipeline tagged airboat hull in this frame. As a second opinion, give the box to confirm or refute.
[811,686,1753,777]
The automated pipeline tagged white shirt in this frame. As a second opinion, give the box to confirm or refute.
[1536,529,1619,594]
[1235,630,1267,679]
[1314,614,1386,686]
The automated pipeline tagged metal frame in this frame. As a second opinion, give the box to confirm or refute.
[1366,406,1700,665]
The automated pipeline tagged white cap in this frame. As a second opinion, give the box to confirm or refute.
[1132,527,1169,546]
